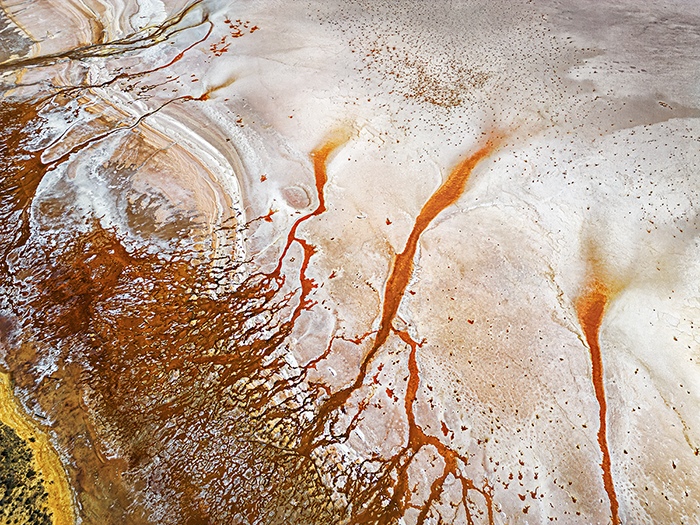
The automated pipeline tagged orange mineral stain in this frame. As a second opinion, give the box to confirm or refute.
[274,130,351,272]
[360,138,501,523]
[375,137,500,350]
[575,279,621,525]
[303,137,501,524]
[319,135,502,407]
[271,129,352,324]
[1,96,350,522]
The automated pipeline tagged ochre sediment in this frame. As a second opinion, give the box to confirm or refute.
[0,372,75,525]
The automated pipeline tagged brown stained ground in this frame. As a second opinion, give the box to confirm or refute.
[0,94,350,523]
[0,5,507,522]
[0,86,503,524]
[0,101,77,525]
[575,278,620,525]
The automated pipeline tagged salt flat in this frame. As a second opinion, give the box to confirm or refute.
[0,1,699,523]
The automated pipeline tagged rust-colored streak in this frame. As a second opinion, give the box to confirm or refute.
[359,140,500,523]
[575,281,621,525]
[314,138,500,415]
[312,138,501,524]
[270,131,351,323]
[397,328,494,525]
[376,138,499,353]
[274,131,351,271]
